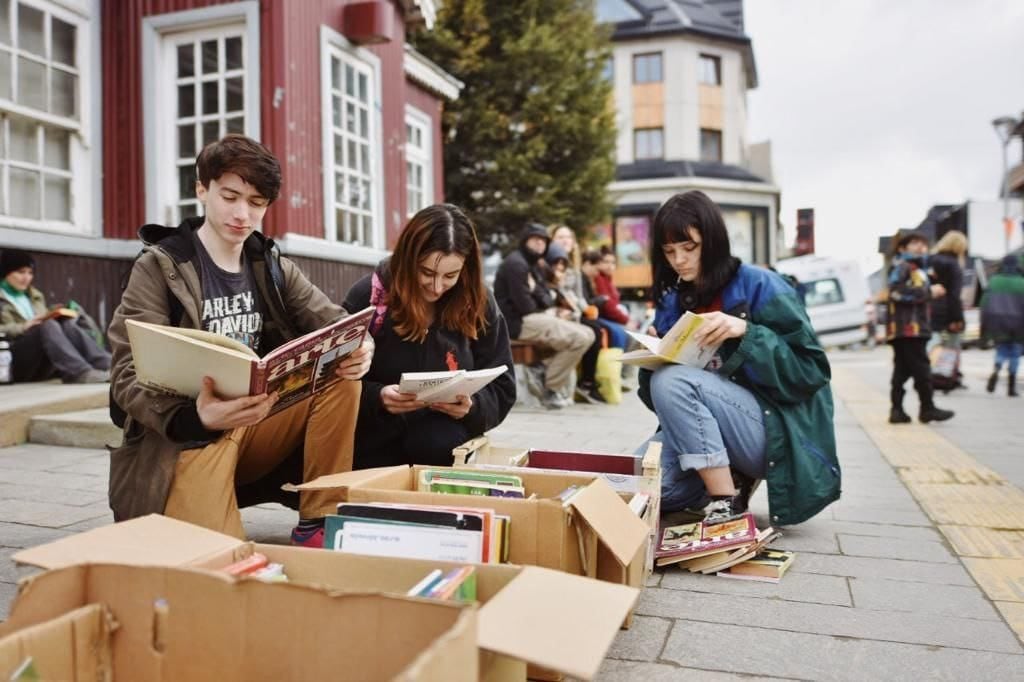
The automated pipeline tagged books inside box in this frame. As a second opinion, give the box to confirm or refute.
[326,501,511,564]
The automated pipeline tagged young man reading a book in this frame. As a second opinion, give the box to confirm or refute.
[107,134,374,547]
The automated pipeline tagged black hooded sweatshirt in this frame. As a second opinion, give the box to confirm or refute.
[493,224,555,339]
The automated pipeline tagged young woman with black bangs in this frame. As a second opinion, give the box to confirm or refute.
[343,204,516,468]
[638,191,840,527]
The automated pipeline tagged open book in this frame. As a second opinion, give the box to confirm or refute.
[398,365,508,403]
[126,305,373,415]
[620,311,719,369]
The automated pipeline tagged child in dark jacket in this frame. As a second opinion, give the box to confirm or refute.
[886,232,954,424]
[343,204,516,468]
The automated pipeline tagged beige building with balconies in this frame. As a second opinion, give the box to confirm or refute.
[595,0,780,294]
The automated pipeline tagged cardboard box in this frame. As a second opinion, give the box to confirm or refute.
[0,604,114,681]
[285,465,651,597]
[14,515,640,681]
[0,562,476,681]
[455,439,663,576]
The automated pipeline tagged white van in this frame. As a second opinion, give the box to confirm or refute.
[774,255,871,348]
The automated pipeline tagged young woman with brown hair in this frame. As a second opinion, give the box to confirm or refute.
[343,204,516,467]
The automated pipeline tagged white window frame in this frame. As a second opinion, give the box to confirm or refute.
[0,0,95,235]
[404,105,432,218]
[320,25,384,258]
[141,1,260,226]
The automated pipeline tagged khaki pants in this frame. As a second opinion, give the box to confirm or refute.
[163,379,361,538]
[518,313,594,393]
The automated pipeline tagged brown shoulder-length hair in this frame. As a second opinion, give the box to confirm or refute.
[389,203,488,343]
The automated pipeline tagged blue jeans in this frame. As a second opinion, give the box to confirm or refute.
[995,343,1023,375]
[639,364,767,512]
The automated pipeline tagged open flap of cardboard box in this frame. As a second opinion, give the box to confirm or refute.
[13,513,240,572]
[565,478,650,566]
[281,465,411,493]
[476,566,637,680]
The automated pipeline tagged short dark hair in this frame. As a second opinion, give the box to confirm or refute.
[195,134,282,203]
[651,190,738,306]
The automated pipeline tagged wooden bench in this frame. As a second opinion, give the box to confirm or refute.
[510,340,542,366]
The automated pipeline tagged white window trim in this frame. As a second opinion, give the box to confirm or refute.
[0,0,96,236]
[404,104,432,217]
[141,1,260,225]
[319,24,386,259]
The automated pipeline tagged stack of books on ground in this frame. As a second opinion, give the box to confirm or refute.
[325,501,511,563]
[717,548,796,583]
[655,512,791,579]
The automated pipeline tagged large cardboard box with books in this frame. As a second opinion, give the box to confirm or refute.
[0,562,476,681]
[14,515,640,682]
[285,464,652,601]
[454,438,663,574]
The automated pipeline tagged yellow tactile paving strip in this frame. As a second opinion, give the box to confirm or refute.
[832,366,1024,644]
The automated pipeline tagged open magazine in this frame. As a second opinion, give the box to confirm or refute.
[398,365,508,403]
[126,306,373,415]
[620,311,719,369]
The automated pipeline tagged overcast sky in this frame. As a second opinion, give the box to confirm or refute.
[744,0,1023,272]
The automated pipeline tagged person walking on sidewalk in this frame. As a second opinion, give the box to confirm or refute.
[928,230,969,389]
[981,254,1024,397]
[342,204,516,468]
[493,222,594,409]
[0,249,111,384]
[886,231,954,424]
[639,190,840,526]
[107,134,373,547]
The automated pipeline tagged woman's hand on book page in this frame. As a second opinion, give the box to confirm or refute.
[197,376,279,430]
[427,394,472,420]
[692,311,747,349]
[336,334,375,380]
[380,384,426,414]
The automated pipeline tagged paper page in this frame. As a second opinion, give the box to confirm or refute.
[418,365,508,403]
[398,370,463,396]
[625,330,662,354]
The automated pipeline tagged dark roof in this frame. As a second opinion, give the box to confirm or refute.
[616,159,768,183]
[596,0,757,86]
[600,0,748,43]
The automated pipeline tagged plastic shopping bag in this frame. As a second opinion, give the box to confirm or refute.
[595,347,624,404]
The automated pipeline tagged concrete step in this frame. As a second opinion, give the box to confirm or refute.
[0,382,111,447]
[28,407,122,449]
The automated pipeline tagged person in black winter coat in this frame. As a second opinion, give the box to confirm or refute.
[343,204,516,468]
[493,223,594,408]
[928,231,968,389]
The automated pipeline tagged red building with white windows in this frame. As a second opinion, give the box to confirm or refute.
[0,0,458,326]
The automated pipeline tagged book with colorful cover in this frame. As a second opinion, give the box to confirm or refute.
[620,311,720,369]
[417,468,526,498]
[717,548,795,582]
[125,305,373,415]
[682,527,780,574]
[655,512,758,567]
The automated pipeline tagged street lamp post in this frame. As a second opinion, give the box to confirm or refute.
[992,115,1020,254]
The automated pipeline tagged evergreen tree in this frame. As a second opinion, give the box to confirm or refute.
[412,0,616,246]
